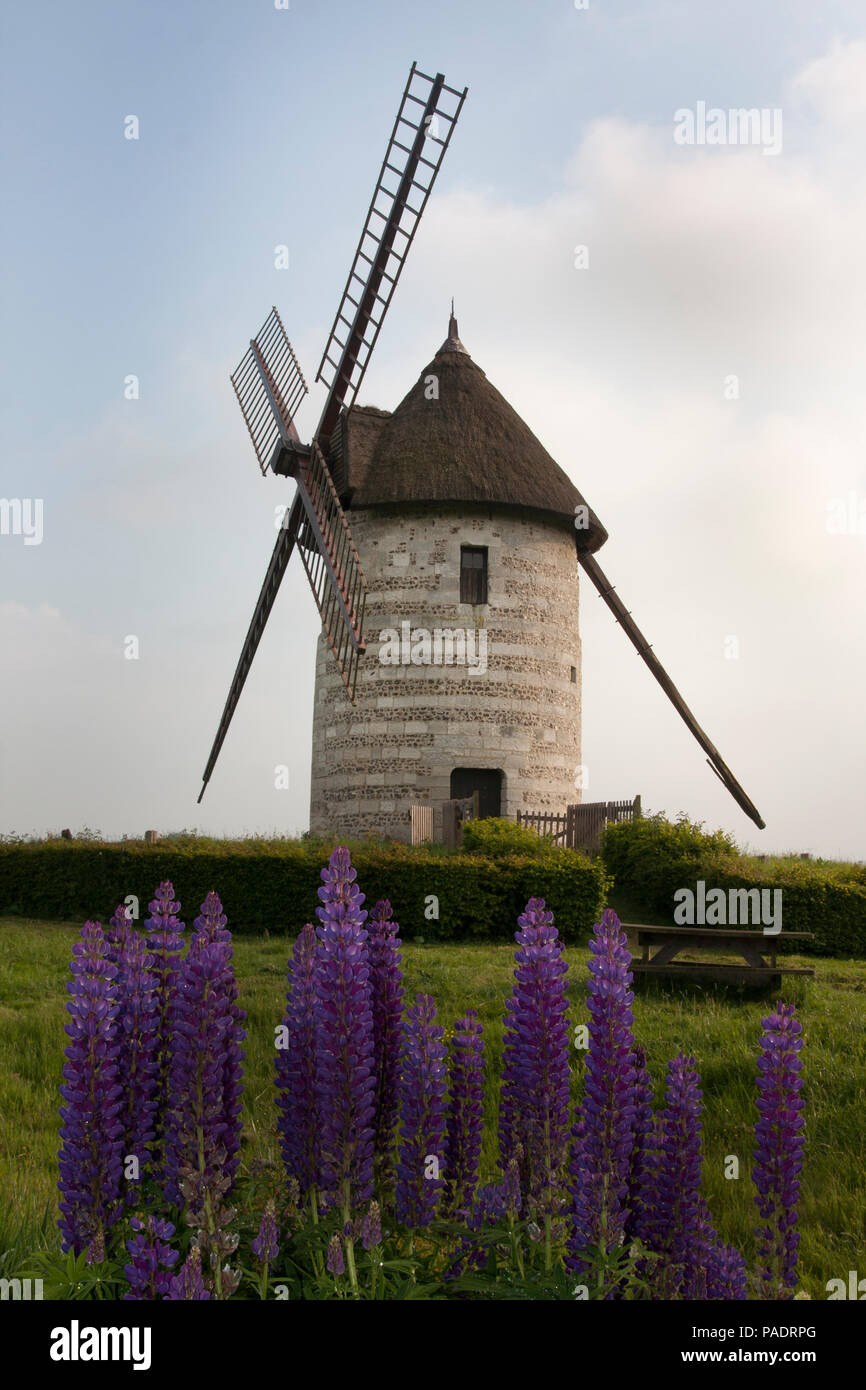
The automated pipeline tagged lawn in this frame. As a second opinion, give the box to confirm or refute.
[1,913,864,1299]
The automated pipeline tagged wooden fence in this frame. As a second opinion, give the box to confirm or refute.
[409,804,434,846]
[517,796,641,854]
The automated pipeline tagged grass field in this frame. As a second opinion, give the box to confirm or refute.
[1,913,864,1299]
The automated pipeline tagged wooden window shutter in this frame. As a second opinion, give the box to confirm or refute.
[460,545,488,604]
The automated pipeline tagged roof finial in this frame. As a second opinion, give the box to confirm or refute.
[438,301,468,355]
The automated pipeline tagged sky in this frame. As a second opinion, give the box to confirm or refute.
[1,0,864,858]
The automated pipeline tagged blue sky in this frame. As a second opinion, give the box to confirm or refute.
[2,0,865,856]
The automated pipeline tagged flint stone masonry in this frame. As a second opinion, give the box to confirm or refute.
[310,505,581,841]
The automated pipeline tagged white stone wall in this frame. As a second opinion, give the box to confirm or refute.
[309,505,581,841]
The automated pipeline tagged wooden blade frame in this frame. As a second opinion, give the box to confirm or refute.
[315,61,468,447]
[231,306,308,475]
[294,441,367,697]
[578,548,765,830]
[198,510,301,802]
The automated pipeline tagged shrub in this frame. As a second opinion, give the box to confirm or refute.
[602,814,866,958]
[0,836,609,943]
[602,812,738,904]
[461,817,552,858]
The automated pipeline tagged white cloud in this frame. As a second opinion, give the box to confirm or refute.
[791,37,866,124]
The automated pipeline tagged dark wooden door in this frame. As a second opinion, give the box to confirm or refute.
[449,768,502,819]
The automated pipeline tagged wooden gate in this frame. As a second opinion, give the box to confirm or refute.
[410,804,434,845]
[517,796,641,853]
[442,791,480,850]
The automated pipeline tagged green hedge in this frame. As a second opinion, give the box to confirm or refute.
[602,815,866,958]
[0,838,609,944]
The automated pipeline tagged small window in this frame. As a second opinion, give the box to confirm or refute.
[460,545,488,604]
[570,666,577,684]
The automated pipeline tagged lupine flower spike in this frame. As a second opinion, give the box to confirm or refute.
[396,993,448,1229]
[499,898,570,1267]
[164,1243,211,1301]
[144,882,185,1168]
[276,924,318,1196]
[367,899,405,1183]
[313,849,376,1221]
[251,1198,280,1299]
[443,1010,485,1220]
[752,1002,805,1298]
[636,1053,705,1299]
[57,922,124,1255]
[110,913,160,1201]
[123,1215,179,1300]
[569,909,636,1281]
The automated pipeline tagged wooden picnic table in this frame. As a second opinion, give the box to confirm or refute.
[624,924,816,988]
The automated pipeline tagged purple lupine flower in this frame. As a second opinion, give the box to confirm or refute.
[123,1215,179,1300]
[474,1183,506,1226]
[112,921,160,1202]
[326,1233,345,1277]
[104,903,133,965]
[395,993,448,1228]
[85,1231,105,1266]
[501,1154,523,1217]
[706,1239,749,1300]
[276,924,318,1195]
[752,1002,805,1299]
[144,882,185,1163]
[367,899,404,1181]
[568,909,636,1273]
[251,1199,280,1264]
[57,922,125,1255]
[472,1153,523,1230]
[163,939,239,1210]
[499,899,571,1215]
[447,1159,523,1283]
[686,1196,746,1301]
[361,1200,382,1250]
[313,848,377,1218]
[624,1042,654,1242]
[636,1052,705,1298]
[442,1010,485,1219]
[164,1243,211,1300]
[191,891,231,949]
[192,894,246,1190]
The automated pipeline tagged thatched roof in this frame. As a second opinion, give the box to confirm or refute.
[341,315,607,551]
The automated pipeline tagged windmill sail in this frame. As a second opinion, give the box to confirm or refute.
[231,307,308,474]
[294,442,367,698]
[577,549,765,830]
[197,514,301,803]
[315,62,467,446]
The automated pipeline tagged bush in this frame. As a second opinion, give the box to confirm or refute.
[602,812,738,902]
[602,814,866,958]
[0,836,609,944]
[461,817,553,858]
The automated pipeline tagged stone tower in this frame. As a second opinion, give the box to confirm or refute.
[309,314,607,841]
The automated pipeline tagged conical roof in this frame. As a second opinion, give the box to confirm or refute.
[341,316,607,550]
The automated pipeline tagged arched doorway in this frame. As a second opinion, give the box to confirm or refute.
[449,767,503,820]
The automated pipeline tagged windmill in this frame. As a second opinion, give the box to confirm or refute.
[199,61,764,833]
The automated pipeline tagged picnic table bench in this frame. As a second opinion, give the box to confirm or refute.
[624,925,816,988]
